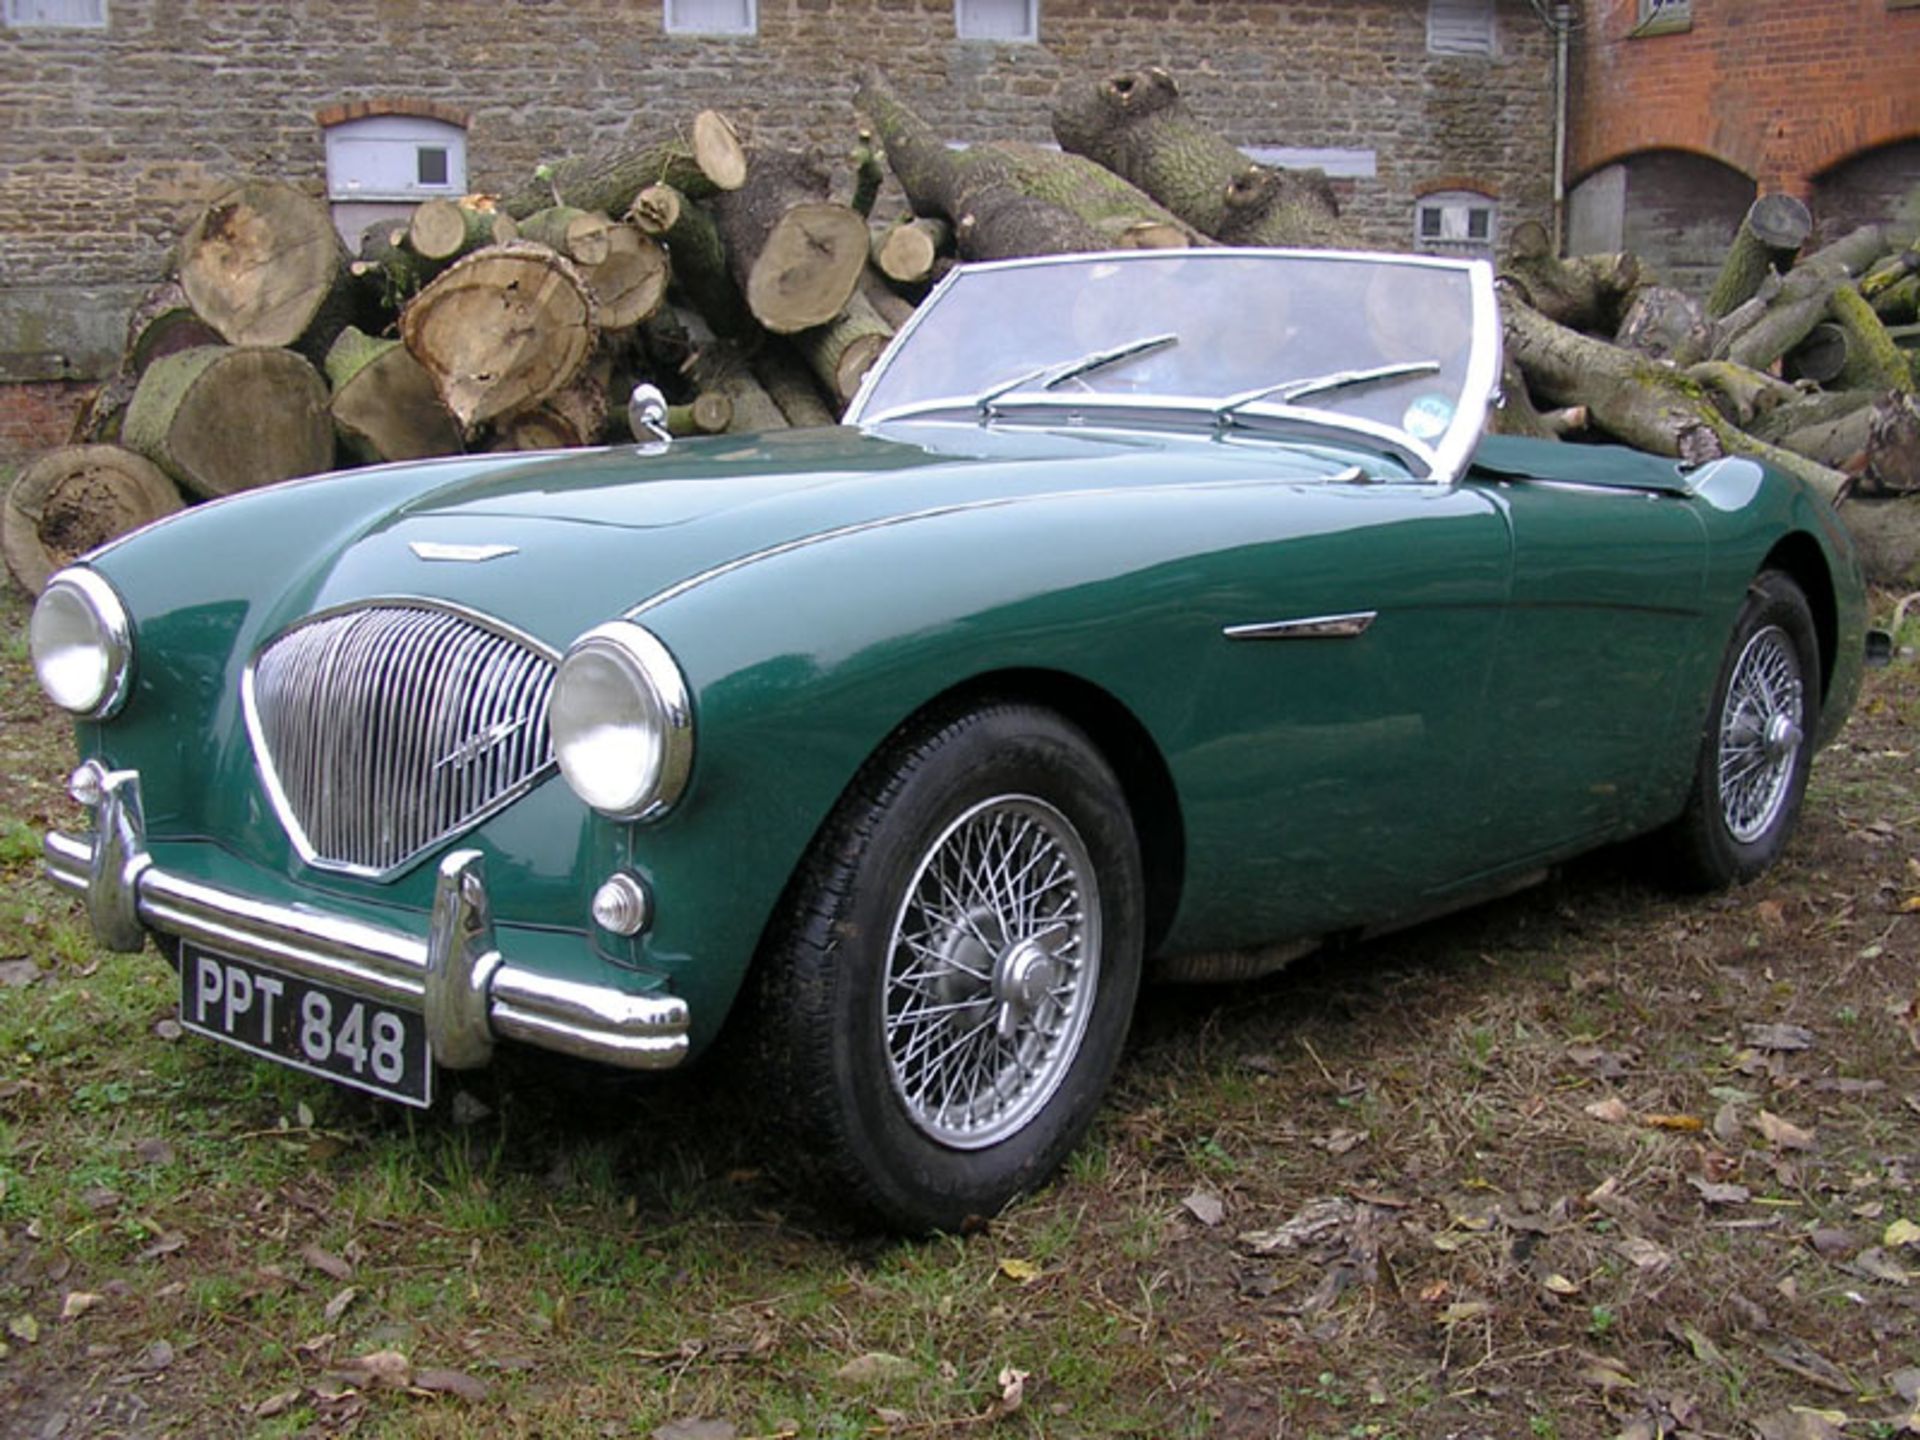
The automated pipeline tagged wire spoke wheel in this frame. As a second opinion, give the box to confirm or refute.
[1716,623,1804,844]
[884,794,1101,1149]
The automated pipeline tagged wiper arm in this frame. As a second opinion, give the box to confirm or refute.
[976,333,1179,412]
[1215,360,1442,423]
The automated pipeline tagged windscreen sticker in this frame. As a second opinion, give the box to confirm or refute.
[1402,393,1454,441]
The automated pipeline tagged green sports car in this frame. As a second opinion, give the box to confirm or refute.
[31,249,1868,1231]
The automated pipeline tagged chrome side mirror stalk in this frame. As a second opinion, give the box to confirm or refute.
[627,383,672,444]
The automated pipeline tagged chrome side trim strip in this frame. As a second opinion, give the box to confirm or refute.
[44,765,689,1074]
[1223,610,1378,641]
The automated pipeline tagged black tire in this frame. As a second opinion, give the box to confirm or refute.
[1666,571,1820,890]
[752,702,1145,1233]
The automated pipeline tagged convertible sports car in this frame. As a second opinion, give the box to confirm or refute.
[33,249,1867,1231]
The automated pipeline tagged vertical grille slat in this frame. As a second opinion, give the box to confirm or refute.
[248,604,560,875]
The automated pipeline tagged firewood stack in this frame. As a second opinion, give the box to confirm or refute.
[6,68,1918,597]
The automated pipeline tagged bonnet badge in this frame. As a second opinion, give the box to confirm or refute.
[409,541,519,563]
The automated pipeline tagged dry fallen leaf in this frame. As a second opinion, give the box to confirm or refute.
[60,1292,102,1322]
[1743,1022,1814,1051]
[652,1421,738,1440]
[1584,1096,1633,1124]
[252,1390,300,1419]
[1885,1218,1920,1249]
[834,1352,916,1385]
[323,1286,359,1322]
[8,1314,39,1344]
[1755,1110,1817,1150]
[1643,1112,1704,1132]
[341,1348,412,1389]
[997,1257,1043,1284]
[1689,1177,1752,1206]
[1852,1247,1910,1285]
[1614,1236,1675,1272]
[1181,1190,1225,1228]
[1541,1273,1580,1295]
[302,1244,353,1282]
[414,1367,489,1402]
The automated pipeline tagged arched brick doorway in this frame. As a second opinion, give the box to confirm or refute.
[1568,150,1755,299]
[1810,138,1920,245]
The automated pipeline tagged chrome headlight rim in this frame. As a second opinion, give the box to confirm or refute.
[30,567,135,720]
[551,621,693,822]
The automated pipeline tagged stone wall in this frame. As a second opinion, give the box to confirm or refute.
[0,0,1557,458]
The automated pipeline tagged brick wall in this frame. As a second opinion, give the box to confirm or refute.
[0,0,1558,460]
[0,382,89,462]
[1569,0,1920,196]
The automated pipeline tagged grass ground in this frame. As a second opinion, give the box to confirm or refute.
[1,577,1916,1440]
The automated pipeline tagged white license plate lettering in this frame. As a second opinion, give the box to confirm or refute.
[179,947,431,1107]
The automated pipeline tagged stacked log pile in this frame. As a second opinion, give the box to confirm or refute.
[1494,194,1920,580]
[6,67,1918,595]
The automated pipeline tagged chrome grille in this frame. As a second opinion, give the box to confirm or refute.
[246,603,559,875]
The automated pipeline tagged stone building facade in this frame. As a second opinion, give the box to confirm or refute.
[1567,0,1920,295]
[0,0,1561,462]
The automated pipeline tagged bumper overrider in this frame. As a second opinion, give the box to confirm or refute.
[43,762,690,1075]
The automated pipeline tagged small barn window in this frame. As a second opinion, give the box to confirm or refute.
[1635,0,1692,33]
[665,0,755,35]
[1427,0,1495,55]
[324,115,466,203]
[957,0,1037,42]
[3,0,108,27]
[1415,191,1498,256]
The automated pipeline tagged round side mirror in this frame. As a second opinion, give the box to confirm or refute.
[627,383,670,443]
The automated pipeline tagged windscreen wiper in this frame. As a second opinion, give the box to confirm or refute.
[975,333,1179,413]
[1214,360,1442,424]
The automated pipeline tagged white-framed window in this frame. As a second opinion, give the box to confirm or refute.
[957,0,1037,43]
[3,0,108,27]
[1416,191,1498,256]
[1427,0,1494,55]
[1635,0,1691,33]
[324,115,467,203]
[665,0,755,36]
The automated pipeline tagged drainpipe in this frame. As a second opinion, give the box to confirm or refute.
[1552,1,1572,254]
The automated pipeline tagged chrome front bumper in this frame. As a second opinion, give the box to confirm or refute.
[44,763,690,1073]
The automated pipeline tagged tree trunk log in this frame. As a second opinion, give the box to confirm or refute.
[855,69,1200,259]
[1861,392,1920,494]
[667,393,734,436]
[630,183,755,337]
[177,180,351,349]
[400,242,599,429]
[3,445,183,596]
[677,306,790,433]
[1503,293,1847,499]
[1705,193,1812,319]
[795,288,894,407]
[1783,322,1849,385]
[1050,64,1350,248]
[1614,285,1710,365]
[1839,496,1920,585]
[582,223,670,331]
[121,345,335,497]
[1873,273,1919,325]
[517,205,616,266]
[754,343,839,428]
[499,110,747,220]
[850,130,885,219]
[872,216,950,285]
[324,326,462,465]
[1501,220,1641,333]
[1829,283,1917,393]
[1683,360,1797,429]
[408,196,517,261]
[1718,225,1898,372]
[124,279,223,376]
[1748,387,1877,446]
[710,149,870,334]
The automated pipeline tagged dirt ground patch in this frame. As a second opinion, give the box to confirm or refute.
[0,576,1916,1440]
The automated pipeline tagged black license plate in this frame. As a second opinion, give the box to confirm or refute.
[179,946,433,1107]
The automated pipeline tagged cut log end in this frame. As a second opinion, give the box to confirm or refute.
[745,202,870,334]
[692,110,748,192]
[177,180,346,348]
[4,445,184,596]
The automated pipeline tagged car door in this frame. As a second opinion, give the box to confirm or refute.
[1467,475,1709,860]
[1155,473,1515,952]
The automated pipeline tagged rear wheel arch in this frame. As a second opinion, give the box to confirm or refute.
[1759,532,1835,709]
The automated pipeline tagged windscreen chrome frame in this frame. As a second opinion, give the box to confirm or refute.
[845,248,1504,487]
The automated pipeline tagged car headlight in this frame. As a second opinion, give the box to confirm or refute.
[30,568,134,719]
[550,621,693,820]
